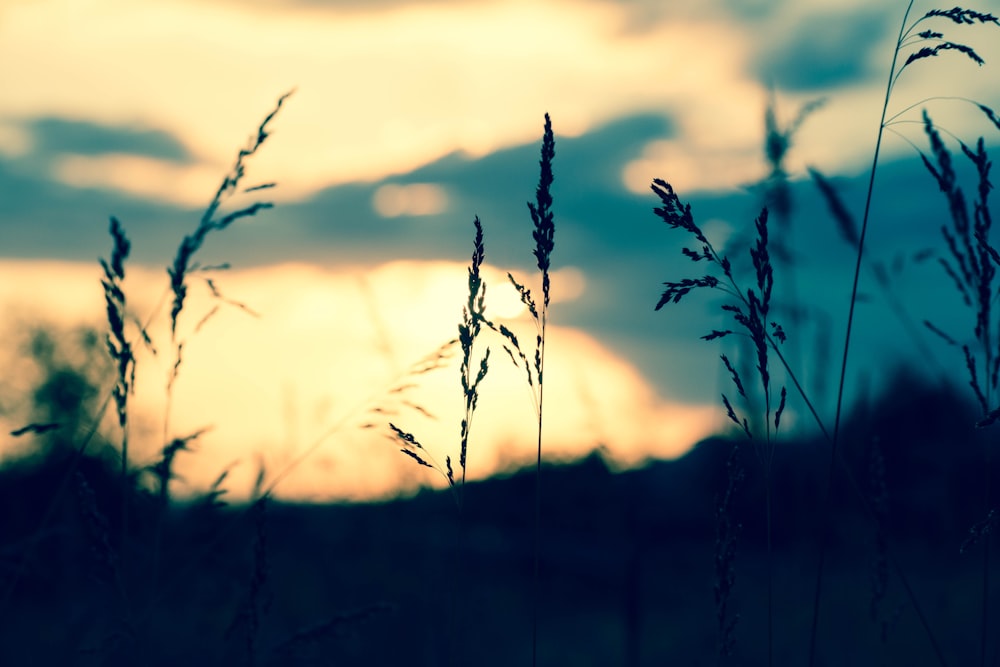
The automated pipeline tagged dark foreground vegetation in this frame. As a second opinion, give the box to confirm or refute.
[0,370,994,667]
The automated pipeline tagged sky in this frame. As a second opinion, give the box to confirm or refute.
[0,0,998,501]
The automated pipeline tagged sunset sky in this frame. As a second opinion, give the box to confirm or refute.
[0,0,998,501]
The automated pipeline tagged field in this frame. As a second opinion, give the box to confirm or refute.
[1,4,1000,666]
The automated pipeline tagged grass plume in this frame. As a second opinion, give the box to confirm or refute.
[918,108,998,667]
[100,216,135,560]
[651,179,787,664]
[809,5,997,664]
[486,113,555,667]
[389,215,491,666]
[391,215,490,511]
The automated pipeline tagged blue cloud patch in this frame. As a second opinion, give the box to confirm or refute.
[27,117,192,163]
[752,9,890,91]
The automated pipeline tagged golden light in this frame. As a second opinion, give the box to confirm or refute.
[551,266,586,303]
[486,280,527,320]
[622,139,764,195]
[0,259,720,502]
[372,183,449,218]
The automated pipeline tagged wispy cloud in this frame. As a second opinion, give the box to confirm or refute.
[1,0,762,201]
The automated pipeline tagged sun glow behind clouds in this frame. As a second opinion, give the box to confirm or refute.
[0,259,719,502]
[372,183,449,217]
[622,139,764,195]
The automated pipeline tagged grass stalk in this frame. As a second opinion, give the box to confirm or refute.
[805,2,906,655]
[651,182,787,664]
[920,110,1000,667]
[162,89,292,449]
[809,5,999,663]
[527,112,555,667]
[0,90,293,646]
[473,113,554,666]
[100,217,134,562]
[651,9,1000,659]
[391,214,491,665]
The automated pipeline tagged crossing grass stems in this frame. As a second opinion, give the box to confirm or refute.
[652,3,1000,666]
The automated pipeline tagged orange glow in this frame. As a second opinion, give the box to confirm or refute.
[0,259,720,502]
[622,138,764,196]
[486,281,527,320]
[372,183,449,218]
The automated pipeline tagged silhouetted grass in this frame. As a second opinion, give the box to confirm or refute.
[652,178,788,664]
[918,109,999,667]
[388,214,490,666]
[651,3,999,666]
[4,5,1000,664]
[390,113,556,667]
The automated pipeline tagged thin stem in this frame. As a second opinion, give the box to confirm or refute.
[808,3,913,665]
[527,111,554,667]
[763,365,774,667]
[765,476,774,667]
[768,335,830,440]
[982,296,993,667]
[885,95,987,125]
[695,183,947,664]
[532,315,546,667]
[983,442,992,667]
[890,547,951,666]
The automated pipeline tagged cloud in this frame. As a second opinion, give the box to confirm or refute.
[720,0,786,20]
[49,154,247,207]
[6,0,994,216]
[750,9,890,91]
[0,89,993,442]
[0,110,673,267]
[26,117,192,162]
[0,0,757,201]
[0,115,219,206]
[0,158,195,263]
[224,0,489,10]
